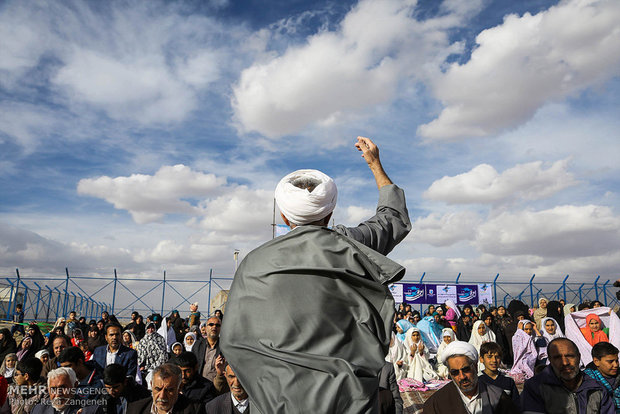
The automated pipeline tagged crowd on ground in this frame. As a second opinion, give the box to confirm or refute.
[387,298,619,413]
[0,303,241,414]
[0,296,617,414]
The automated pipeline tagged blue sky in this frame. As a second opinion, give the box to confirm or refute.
[1,0,619,305]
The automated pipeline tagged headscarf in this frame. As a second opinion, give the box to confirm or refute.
[416,316,443,353]
[540,317,565,342]
[533,298,548,326]
[468,320,496,354]
[274,169,337,225]
[437,328,456,359]
[1,353,16,378]
[438,341,478,366]
[385,333,409,381]
[157,317,177,352]
[122,330,138,348]
[184,332,196,352]
[395,319,414,343]
[509,320,537,379]
[580,313,609,346]
[563,303,576,317]
[171,342,183,354]
[35,349,49,359]
[447,300,460,316]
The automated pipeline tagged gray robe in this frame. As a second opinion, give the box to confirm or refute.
[220,184,410,414]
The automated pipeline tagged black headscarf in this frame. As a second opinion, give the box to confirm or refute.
[546,300,564,332]
[0,328,17,363]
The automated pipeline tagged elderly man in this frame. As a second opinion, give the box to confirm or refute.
[126,363,205,414]
[205,365,249,414]
[221,137,411,413]
[31,367,100,414]
[102,364,150,414]
[522,337,614,413]
[41,335,71,378]
[423,341,519,413]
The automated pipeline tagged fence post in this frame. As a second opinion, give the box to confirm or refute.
[578,283,585,304]
[503,293,509,306]
[602,280,610,306]
[22,283,29,320]
[529,274,536,308]
[63,268,70,318]
[112,269,118,315]
[5,278,15,322]
[33,282,42,320]
[594,275,600,301]
[536,288,542,303]
[419,272,426,284]
[562,275,569,302]
[45,285,52,322]
[208,269,213,316]
[455,273,461,284]
[72,293,77,313]
[161,271,166,316]
[493,274,500,307]
[54,287,61,320]
[12,268,21,320]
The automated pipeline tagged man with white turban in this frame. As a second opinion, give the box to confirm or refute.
[423,341,519,414]
[221,137,411,414]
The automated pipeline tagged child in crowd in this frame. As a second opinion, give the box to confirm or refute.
[78,340,92,361]
[436,328,455,379]
[478,342,520,409]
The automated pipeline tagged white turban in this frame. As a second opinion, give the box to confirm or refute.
[275,169,337,225]
[438,340,478,366]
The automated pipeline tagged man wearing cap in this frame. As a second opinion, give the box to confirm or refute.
[423,341,519,414]
[221,137,411,413]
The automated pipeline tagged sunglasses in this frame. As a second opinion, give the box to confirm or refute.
[207,323,221,327]
[449,365,474,377]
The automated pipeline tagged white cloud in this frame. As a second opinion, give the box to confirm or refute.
[232,0,479,138]
[475,205,620,258]
[77,165,226,224]
[419,0,620,140]
[423,159,577,204]
[1,1,228,125]
[410,211,481,246]
[342,205,375,226]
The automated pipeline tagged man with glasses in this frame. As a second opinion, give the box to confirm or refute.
[8,358,46,413]
[192,317,226,385]
[521,337,614,414]
[423,341,519,413]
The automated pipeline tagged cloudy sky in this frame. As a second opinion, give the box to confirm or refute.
[1,0,619,311]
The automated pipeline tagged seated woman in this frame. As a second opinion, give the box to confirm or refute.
[581,313,609,346]
[395,319,414,343]
[15,336,34,361]
[122,330,139,349]
[385,333,409,380]
[436,328,455,379]
[510,320,546,379]
[540,317,565,343]
[468,320,496,371]
[404,327,438,382]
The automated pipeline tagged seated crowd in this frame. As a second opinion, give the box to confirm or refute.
[0,297,616,414]
[0,304,240,414]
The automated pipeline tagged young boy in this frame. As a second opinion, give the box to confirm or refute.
[478,341,520,408]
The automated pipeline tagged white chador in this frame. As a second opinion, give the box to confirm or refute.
[404,327,438,382]
[385,332,409,380]
[436,328,456,379]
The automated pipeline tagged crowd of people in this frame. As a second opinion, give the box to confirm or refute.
[0,303,244,413]
[386,298,619,413]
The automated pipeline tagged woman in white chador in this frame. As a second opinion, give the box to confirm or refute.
[469,320,496,371]
[404,327,438,382]
[436,328,456,379]
[385,332,409,380]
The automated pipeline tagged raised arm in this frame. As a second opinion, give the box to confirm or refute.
[334,136,411,255]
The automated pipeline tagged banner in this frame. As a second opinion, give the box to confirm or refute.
[456,285,478,305]
[403,283,426,304]
[436,285,457,304]
[424,284,437,305]
[478,283,493,305]
[388,284,403,303]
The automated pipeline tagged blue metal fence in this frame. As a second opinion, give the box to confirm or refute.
[2,269,615,324]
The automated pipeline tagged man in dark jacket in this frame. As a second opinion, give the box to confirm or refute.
[423,341,519,414]
[102,363,150,414]
[127,364,205,414]
[93,323,138,379]
[378,361,403,414]
[521,337,614,414]
[171,352,217,404]
[205,365,249,414]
